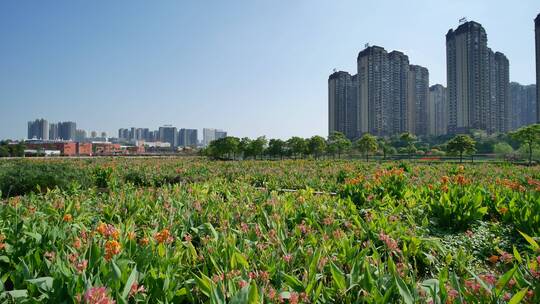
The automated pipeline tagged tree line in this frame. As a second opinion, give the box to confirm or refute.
[202,124,540,164]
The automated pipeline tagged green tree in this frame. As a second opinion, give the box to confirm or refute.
[286,137,307,159]
[249,136,268,160]
[493,142,514,159]
[377,137,394,160]
[239,137,252,159]
[327,131,352,159]
[510,124,540,165]
[446,134,477,163]
[267,139,285,160]
[356,133,378,161]
[307,136,327,159]
[400,132,417,160]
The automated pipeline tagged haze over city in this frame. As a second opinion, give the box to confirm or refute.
[1,0,539,140]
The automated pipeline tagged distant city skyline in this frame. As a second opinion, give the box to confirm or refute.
[1,1,539,140]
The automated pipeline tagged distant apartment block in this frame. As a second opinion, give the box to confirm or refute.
[178,128,198,147]
[203,128,226,146]
[27,118,49,140]
[159,125,178,147]
[329,45,429,138]
[446,21,510,134]
[510,83,537,129]
[427,85,448,136]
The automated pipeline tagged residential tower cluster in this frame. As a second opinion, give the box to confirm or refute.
[329,17,540,140]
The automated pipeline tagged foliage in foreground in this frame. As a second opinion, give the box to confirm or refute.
[0,159,539,303]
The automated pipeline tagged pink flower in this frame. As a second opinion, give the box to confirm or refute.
[503,292,512,301]
[238,280,248,288]
[499,251,513,263]
[75,260,88,273]
[129,283,146,298]
[289,292,299,304]
[283,254,292,263]
[83,287,115,304]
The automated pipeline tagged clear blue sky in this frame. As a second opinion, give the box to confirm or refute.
[1,0,538,140]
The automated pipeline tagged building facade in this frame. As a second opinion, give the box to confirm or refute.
[58,121,76,141]
[510,83,537,129]
[446,21,510,134]
[178,129,198,147]
[409,65,430,136]
[27,118,49,140]
[357,46,391,136]
[446,21,490,133]
[427,85,448,136]
[49,123,59,140]
[159,126,177,147]
[388,51,411,134]
[328,71,358,140]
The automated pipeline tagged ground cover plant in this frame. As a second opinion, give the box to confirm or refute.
[0,158,539,303]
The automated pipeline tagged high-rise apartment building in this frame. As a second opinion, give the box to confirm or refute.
[493,52,510,133]
[446,21,490,133]
[510,83,537,129]
[357,46,391,136]
[159,126,178,147]
[49,123,59,140]
[178,129,198,147]
[388,51,412,134]
[75,129,87,142]
[328,71,358,140]
[58,121,76,141]
[536,13,540,122]
[409,65,430,136]
[203,128,227,146]
[427,85,448,136]
[27,118,49,140]
[446,21,509,134]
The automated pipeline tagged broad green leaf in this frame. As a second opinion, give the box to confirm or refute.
[121,266,138,299]
[330,262,346,292]
[518,231,539,250]
[395,275,414,304]
[248,280,260,304]
[282,272,304,292]
[508,288,528,304]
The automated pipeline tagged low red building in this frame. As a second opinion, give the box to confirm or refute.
[93,142,122,155]
[76,143,93,156]
[25,142,77,156]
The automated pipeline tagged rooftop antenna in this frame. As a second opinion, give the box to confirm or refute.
[333,68,337,73]
[459,17,467,24]
[365,43,370,48]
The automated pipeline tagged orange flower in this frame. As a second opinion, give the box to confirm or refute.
[498,207,508,215]
[63,214,73,222]
[96,223,119,239]
[488,255,499,264]
[104,240,121,261]
[127,231,136,241]
[455,174,468,185]
[441,176,450,184]
[154,229,173,244]
[139,237,149,246]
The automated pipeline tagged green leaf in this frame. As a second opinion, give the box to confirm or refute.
[282,273,304,292]
[518,231,538,250]
[395,275,414,304]
[121,266,138,299]
[193,273,213,297]
[112,260,122,280]
[2,290,28,299]
[248,280,260,304]
[233,252,249,269]
[330,262,346,292]
[513,246,522,264]
[508,288,528,304]
[495,266,516,297]
[26,277,53,291]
